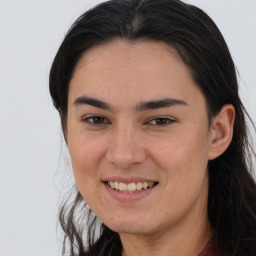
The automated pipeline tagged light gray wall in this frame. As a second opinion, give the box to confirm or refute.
[0,1,255,255]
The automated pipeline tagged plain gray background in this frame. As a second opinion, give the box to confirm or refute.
[0,0,255,255]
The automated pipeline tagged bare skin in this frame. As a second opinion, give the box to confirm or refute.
[120,184,212,256]
[67,40,235,256]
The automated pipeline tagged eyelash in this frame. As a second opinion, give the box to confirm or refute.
[81,115,175,127]
[146,117,175,126]
[82,115,110,126]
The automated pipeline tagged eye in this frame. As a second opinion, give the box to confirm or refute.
[147,117,175,126]
[82,115,110,125]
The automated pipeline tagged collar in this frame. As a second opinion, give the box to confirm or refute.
[198,242,216,256]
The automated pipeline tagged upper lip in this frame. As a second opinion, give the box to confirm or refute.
[102,176,158,183]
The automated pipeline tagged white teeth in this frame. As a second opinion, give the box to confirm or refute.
[142,182,147,189]
[136,182,143,191]
[148,182,154,188]
[110,181,115,189]
[114,181,119,190]
[107,181,156,192]
[119,182,127,191]
[128,183,136,192]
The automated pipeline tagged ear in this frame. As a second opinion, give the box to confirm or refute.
[208,104,235,160]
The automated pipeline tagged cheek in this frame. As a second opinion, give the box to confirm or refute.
[68,137,106,213]
[147,134,209,226]
[151,128,209,171]
[68,130,105,169]
[149,127,209,196]
[67,132,107,195]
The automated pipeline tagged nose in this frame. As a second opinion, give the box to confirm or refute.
[106,124,147,169]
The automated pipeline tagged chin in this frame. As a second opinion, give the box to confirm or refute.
[103,215,157,235]
[108,223,150,235]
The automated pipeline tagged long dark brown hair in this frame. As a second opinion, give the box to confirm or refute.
[49,0,256,255]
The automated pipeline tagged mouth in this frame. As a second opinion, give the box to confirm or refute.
[105,181,158,193]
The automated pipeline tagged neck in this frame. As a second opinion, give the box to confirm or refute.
[121,218,212,256]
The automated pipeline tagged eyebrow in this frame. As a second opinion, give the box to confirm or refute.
[73,97,112,111]
[135,98,187,111]
[72,96,187,111]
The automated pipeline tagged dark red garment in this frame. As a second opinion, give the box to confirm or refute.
[198,243,216,256]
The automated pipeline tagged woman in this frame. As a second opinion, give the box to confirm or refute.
[49,0,256,255]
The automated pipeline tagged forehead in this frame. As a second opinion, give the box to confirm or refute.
[69,39,206,110]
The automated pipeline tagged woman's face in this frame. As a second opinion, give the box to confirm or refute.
[67,40,213,236]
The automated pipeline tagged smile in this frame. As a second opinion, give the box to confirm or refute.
[107,181,157,193]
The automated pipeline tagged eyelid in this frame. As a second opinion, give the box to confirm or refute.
[81,115,176,127]
[146,116,176,126]
[81,115,111,125]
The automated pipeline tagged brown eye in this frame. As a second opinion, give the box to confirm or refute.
[92,116,105,124]
[148,117,175,126]
[82,115,109,125]
[155,118,169,125]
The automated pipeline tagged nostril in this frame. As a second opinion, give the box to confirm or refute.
[106,146,147,169]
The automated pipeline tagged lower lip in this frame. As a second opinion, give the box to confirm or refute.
[103,182,156,202]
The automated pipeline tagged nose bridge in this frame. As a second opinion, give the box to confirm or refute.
[106,120,145,168]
